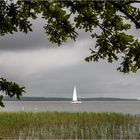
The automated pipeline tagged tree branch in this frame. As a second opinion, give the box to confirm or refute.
[122,0,140,6]
[66,1,112,40]
[44,2,78,36]
[109,1,140,28]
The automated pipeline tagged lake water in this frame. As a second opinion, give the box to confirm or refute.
[0,101,140,114]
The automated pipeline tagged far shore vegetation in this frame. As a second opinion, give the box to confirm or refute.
[0,112,139,139]
[3,96,138,101]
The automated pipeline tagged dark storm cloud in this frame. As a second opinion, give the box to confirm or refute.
[0,15,97,51]
[0,18,54,51]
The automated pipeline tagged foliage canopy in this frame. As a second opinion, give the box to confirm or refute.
[0,0,140,106]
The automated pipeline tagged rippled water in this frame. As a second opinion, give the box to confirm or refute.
[1,101,140,114]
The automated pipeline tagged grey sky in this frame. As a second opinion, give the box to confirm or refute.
[0,14,140,99]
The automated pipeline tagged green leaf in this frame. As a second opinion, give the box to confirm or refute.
[131,66,137,73]
[0,95,3,102]
[85,57,89,62]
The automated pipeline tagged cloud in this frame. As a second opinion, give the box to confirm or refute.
[0,14,140,99]
[0,15,96,51]
[0,38,91,80]
[0,16,54,51]
[0,37,140,99]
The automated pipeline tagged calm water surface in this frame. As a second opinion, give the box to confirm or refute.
[0,101,140,114]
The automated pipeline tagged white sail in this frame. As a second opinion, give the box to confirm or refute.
[72,86,82,104]
[72,86,77,101]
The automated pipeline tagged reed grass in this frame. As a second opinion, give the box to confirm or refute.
[0,112,139,139]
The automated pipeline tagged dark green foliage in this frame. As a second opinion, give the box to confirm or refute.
[0,78,25,107]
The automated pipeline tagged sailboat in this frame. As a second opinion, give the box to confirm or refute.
[71,86,82,104]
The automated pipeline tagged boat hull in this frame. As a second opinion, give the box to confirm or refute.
[71,101,82,104]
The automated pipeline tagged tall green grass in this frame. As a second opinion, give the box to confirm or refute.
[0,112,139,139]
